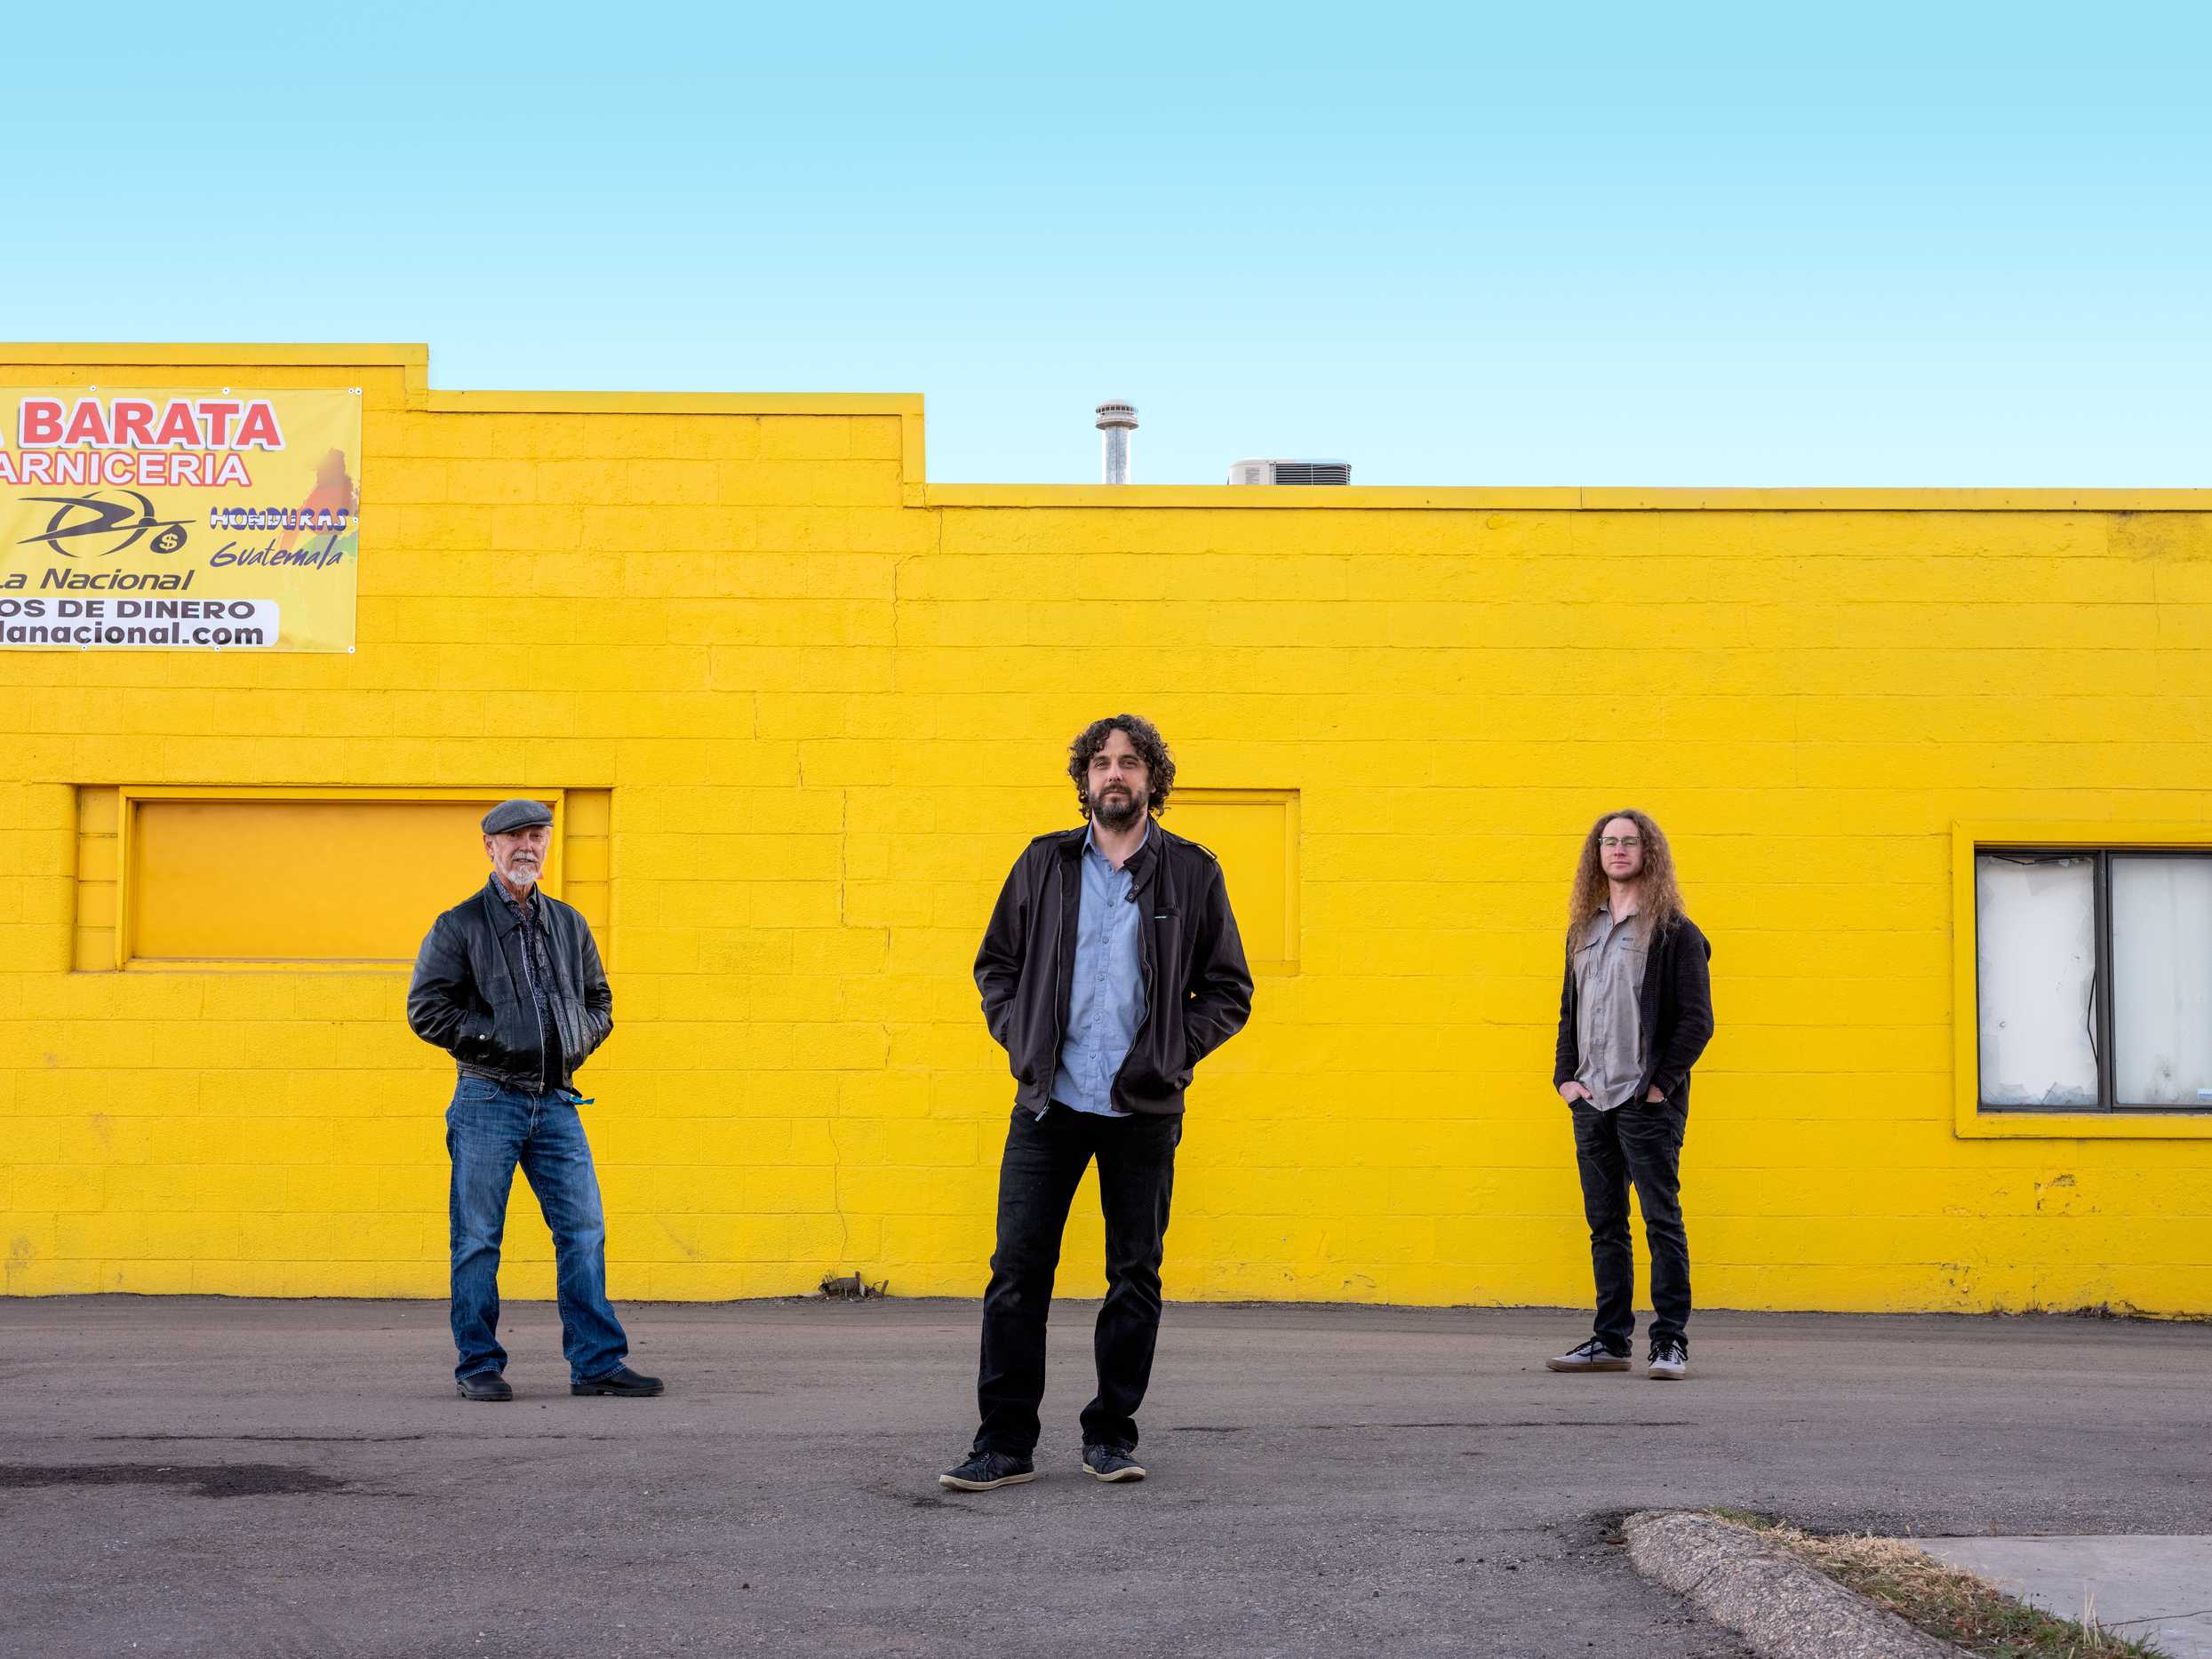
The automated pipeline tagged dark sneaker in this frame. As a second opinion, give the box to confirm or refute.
[571,1365,664,1398]
[938,1450,1035,1492]
[456,1371,512,1402]
[1648,1342,1689,1381]
[1545,1336,1632,1373]
[1082,1443,1146,1483]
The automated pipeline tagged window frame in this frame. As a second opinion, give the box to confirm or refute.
[108,786,570,974]
[1953,822,2212,1140]
[1165,786,1301,977]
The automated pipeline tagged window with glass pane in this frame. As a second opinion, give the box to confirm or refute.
[2111,854,2212,1107]
[1976,854,2098,1108]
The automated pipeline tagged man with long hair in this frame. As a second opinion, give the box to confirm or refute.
[1546,810,1713,1381]
[939,714,1254,1491]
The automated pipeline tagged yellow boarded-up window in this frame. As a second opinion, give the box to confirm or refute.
[1166,789,1299,975]
[87,788,607,969]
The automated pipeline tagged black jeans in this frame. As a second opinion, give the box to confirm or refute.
[975,1104,1182,1456]
[1570,1098,1690,1355]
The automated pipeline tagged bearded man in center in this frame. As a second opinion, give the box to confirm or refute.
[938,714,1254,1491]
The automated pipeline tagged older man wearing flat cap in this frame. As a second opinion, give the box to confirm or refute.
[407,798,661,1401]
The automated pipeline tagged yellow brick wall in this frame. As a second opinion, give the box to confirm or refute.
[4,345,2210,1314]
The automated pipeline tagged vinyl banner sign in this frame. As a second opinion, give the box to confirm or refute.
[0,387,360,651]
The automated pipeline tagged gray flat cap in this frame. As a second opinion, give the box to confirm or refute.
[481,798,555,835]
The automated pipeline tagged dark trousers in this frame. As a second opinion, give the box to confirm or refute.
[975,1104,1182,1456]
[1570,1098,1691,1355]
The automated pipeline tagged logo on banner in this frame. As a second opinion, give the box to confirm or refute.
[3,386,360,650]
[18,491,191,560]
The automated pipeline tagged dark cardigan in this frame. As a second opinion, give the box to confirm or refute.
[1553,915,1714,1108]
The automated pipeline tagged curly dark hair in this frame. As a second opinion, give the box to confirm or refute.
[1066,714,1176,820]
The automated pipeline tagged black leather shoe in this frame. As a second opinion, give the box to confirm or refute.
[1082,1443,1146,1482]
[456,1372,512,1402]
[570,1365,664,1397]
[938,1450,1035,1491]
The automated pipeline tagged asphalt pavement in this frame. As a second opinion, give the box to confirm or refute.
[3,1298,2207,1657]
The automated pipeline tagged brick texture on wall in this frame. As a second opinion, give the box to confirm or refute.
[4,346,2210,1313]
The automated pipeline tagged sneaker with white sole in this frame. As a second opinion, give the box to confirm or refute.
[1647,1341,1689,1380]
[938,1449,1035,1492]
[1082,1443,1146,1482]
[1546,1336,1632,1373]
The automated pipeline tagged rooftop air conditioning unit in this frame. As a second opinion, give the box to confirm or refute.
[1227,459,1352,486]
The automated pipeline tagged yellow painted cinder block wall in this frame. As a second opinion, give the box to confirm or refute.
[4,344,2210,1315]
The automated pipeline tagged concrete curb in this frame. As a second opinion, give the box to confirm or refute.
[1624,1511,1968,1659]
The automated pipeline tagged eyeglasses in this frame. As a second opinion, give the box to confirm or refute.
[1600,837,1641,849]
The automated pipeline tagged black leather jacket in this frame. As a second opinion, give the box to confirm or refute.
[407,879,613,1094]
[975,824,1254,1117]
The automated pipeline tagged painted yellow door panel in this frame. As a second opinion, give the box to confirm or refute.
[131,799,534,963]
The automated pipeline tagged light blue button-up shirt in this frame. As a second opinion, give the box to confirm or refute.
[1046,823,1149,1118]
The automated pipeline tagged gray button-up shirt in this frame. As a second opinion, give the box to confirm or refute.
[1572,905,1649,1111]
[1047,823,1148,1118]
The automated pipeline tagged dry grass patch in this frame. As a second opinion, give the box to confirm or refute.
[1705,1512,2165,1659]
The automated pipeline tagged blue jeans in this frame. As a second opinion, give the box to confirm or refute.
[445,1077,628,1384]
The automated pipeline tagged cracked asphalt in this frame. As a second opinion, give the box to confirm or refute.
[3,1298,2206,1657]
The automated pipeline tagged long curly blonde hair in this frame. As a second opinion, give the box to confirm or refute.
[1567,809,1685,950]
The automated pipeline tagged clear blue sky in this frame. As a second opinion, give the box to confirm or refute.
[11,4,2209,486]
